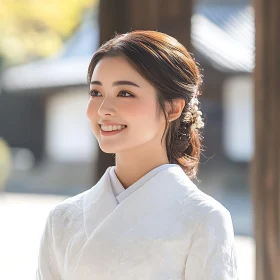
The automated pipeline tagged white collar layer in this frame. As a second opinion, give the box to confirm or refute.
[109,164,178,204]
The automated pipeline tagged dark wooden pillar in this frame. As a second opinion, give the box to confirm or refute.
[252,0,280,278]
[99,0,192,50]
[97,0,193,178]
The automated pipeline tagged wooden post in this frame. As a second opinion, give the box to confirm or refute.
[252,0,280,278]
[96,0,193,178]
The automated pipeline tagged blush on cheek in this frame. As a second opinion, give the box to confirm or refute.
[86,100,98,120]
[133,108,156,127]
[122,101,156,119]
[86,101,92,119]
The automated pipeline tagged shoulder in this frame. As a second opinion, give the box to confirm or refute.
[49,167,112,220]
[185,186,235,242]
[179,178,234,231]
[167,165,231,221]
[164,165,233,233]
[191,187,231,218]
[48,187,95,229]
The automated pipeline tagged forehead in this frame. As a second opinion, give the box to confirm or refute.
[91,56,147,85]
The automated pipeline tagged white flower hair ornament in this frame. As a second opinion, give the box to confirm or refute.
[185,97,205,129]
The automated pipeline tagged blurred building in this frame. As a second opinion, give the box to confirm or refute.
[0,10,100,195]
[0,1,254,235]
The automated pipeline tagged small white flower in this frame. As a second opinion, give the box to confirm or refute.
[187,97,205,130]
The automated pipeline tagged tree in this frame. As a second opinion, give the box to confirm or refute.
[252,0,280,278]
[0,0,97,66]
[97,0,193,178]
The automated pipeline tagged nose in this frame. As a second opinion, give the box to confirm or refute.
[98,97,116,116]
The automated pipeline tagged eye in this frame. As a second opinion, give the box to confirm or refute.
[118,91,134,97]
[88,89,101,97]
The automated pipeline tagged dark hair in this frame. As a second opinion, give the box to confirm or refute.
[87,30,204,180]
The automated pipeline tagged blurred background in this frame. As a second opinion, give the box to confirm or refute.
[0,0,256,279]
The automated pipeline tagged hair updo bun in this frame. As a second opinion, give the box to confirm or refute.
[167,94,204,180]
[88,30,205,180]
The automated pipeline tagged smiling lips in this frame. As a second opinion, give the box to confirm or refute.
[99,125,127,136]
[100,124,127,131]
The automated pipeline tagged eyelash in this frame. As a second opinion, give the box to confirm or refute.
[88,89,134,98]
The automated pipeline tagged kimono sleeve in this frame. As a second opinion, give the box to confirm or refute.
[36,208,61,280]
[184,207,239,280]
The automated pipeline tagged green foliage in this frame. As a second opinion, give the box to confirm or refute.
[0,0,97,66]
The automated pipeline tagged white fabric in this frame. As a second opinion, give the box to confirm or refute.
[109,164,175,204]
[108,166,125,198]
[36,164,239,280]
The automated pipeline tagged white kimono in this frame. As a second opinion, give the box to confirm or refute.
[36,164,238,280]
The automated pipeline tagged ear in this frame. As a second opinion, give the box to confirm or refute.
[165,99,185,121]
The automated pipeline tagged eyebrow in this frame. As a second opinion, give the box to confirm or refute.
[90,80,140,87]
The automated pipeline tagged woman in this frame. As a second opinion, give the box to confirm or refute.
[36,30,238,280]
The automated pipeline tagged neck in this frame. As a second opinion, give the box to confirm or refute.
[114,143,169,189]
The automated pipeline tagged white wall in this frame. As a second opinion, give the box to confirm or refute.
[45,89,98,162]
[223,75,254,162]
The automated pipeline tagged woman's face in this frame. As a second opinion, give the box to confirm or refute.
[86,56,167,154]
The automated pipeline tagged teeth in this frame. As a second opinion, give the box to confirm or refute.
[101,125,126,131]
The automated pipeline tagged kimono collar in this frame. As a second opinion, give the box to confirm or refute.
[82,164,197,239]
[83,167,118,239]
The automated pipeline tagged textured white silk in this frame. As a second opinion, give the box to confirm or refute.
[36,164,239,280]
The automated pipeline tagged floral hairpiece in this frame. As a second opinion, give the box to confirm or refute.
[185,97,204,129]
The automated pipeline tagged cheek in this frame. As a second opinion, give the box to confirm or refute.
[86,98,98,120]
[123,99,156,118]
[122,100,161,133]
[86,99,100,137]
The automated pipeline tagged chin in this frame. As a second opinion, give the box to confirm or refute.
[98,143,123,154]
[99,147,117,154]
[99,141,140,154]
